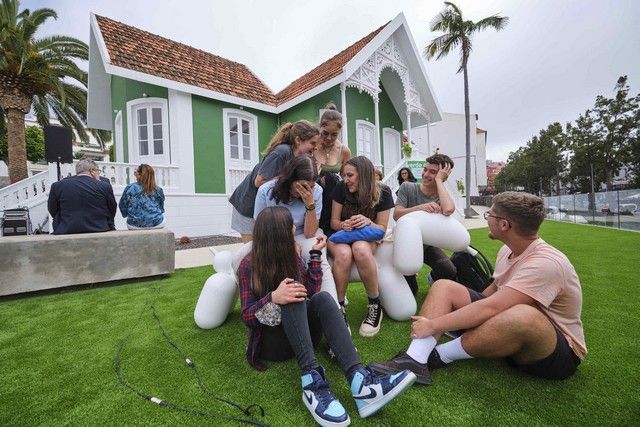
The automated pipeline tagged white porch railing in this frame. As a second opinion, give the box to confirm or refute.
[228,167,251,194]
[95,162,180,192]
[1,161,181,213]
[381,160,408,195]
[0,171,50,211]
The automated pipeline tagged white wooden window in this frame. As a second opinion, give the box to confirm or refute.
[356,120,377,162]
[126,98,169,165]
[223,109,258,193]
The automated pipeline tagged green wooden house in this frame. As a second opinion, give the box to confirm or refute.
[87,12,442,236]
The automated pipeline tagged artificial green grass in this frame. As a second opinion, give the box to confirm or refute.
[1,222,639,426]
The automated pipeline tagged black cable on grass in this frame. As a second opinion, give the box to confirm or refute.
[114,288,269,426]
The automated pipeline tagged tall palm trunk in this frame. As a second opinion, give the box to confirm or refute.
[462,60,473,218]
[7,108,28,182]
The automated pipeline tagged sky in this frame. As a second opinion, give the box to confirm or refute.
[23,0,640,162]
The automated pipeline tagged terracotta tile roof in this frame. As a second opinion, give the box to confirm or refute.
[95,15,276,106]
[95,15,389,108]
[275,23,388,104]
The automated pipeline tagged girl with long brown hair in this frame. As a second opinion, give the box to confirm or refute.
[239,206,415,426]
[328,156,394,337]
[119,164,165,229]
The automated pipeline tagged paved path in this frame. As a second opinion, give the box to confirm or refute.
[175,205,490,269]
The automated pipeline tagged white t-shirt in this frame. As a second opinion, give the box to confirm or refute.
[493,238,587,359]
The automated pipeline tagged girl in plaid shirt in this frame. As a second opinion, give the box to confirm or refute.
[239,206,416,425]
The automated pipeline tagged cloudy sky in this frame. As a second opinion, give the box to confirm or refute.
[24,0,640,162]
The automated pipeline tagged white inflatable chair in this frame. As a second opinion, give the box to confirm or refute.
[194,211,471,328]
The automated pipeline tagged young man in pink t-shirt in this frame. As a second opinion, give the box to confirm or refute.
[371,191,586,384]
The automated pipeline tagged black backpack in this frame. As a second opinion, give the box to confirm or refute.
[450,245,494,292]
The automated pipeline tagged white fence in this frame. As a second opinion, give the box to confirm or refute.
[0,171,50,211]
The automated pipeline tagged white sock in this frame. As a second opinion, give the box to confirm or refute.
[406,336,437,364]
[435,337,473,364]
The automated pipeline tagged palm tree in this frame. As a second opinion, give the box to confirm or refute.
[426,2,508,217]
[0,0,107,183]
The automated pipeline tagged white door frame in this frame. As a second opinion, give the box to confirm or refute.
[382,127,401,175]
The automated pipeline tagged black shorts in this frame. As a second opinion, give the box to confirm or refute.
[466,288,581,380]
[506,326,581,380]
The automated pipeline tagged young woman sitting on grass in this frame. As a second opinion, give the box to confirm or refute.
[239,206,416,426]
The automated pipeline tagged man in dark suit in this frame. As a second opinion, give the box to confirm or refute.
[48,159,117,234]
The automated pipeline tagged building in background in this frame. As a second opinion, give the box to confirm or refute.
[2,12,443,237]
[411,112,488,196]
[485,160,506,194]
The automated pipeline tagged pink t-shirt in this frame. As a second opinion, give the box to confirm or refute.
[493,238,587,359]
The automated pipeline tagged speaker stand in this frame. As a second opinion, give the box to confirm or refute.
[56,157,62,181]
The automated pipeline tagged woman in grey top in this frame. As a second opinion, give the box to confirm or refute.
[229,120,320,242]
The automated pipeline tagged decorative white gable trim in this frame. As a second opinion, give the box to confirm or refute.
[344,34,427,120]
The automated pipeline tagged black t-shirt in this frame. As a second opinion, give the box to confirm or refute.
[332,182,394,221]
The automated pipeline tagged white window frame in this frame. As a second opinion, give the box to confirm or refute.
[223,108,259,194]
[126,97,170,165]
[382,127,401,175]
[114,111,123,162]
[355,120,378,163]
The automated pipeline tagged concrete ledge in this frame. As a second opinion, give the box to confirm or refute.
[0,229,175,296]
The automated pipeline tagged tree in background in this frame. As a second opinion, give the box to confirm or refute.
[566,76,639,192]
[1,125,45,164]
[497,76,639,196]
[425,1,508,217]
[0,0,109,183]
[494,123,566,194]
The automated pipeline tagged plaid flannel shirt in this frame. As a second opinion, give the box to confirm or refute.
[238,250,323,370]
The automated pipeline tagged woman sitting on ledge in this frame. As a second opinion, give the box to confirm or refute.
[119,164,165,229]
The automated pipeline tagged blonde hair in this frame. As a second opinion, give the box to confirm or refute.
[262,120,319,156]
[320,102,342,128]
[492,191,545,236]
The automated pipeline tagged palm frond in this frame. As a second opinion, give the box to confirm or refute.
[47,93,88,144]
[472,15,509,33]
[444,1,464,17]
[425,33,462,60]
[31,94,50,126]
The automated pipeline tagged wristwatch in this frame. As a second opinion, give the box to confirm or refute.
[305,203,316,211]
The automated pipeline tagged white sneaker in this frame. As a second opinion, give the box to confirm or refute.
[359,302,382,337]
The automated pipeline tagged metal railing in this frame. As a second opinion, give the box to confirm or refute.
[543,189,640,232]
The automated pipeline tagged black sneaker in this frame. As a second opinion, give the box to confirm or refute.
[359,302,383,337]
[427,348,447,371]
[369,352,432,385]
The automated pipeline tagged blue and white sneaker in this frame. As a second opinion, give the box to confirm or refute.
[301,367,351,426]
[350,366,416,418]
